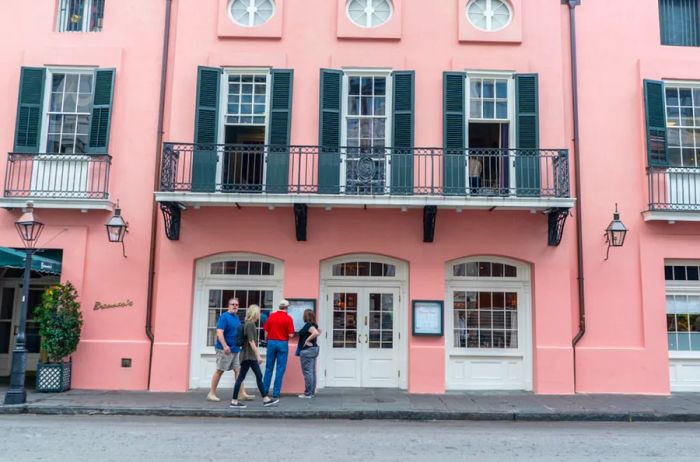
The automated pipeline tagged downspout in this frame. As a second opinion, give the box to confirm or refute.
[145,0,173,389]
[563,0,586,392]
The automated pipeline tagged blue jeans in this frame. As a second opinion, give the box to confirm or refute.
[263,340,289,398]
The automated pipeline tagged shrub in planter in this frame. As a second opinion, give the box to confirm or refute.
[35,282,83,392]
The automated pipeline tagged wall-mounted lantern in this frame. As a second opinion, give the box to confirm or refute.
[604,203,627,260]
[106,205,128,257]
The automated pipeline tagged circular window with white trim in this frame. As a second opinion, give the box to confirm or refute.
[466,0,512,32]
[347,0,393,28]
[229,0,275,27]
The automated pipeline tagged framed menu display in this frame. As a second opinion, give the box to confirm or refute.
[286,298,316,333]
[412,300,443,336]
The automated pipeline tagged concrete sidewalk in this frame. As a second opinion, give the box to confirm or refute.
[2,387,700,421]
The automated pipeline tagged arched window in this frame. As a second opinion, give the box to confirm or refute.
[332,261,396,277]
[210,260,275,276]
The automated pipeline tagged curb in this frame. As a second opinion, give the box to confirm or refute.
[1,405,700,422]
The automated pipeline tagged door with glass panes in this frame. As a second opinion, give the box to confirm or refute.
[0,284,48,376]
[325,287,400,388]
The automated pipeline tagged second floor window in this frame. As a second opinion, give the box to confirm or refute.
[665,83,700,168]
[659,0,700,46]
[57,0,105,32]
[46,71,95,154]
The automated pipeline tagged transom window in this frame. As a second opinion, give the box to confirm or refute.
[347,0,393,28]
[332,261,396,277]
[666,294,700,351]
[229,0,275,27]
[226,73,269,126]
[453,290,518,349]
[207,289,273,347]
[57,0,105,32]
[210,260,275,276]
[665,83,700,167]
[46,71,94,154]
[666,264,700,281]
[466,0,512,32]
[453,261,517,278]
[469,78,509,120]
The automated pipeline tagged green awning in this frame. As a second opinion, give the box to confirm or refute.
[0,247,62,275]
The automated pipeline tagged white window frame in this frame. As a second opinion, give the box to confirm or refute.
[56,0,104,33]
[665,260,700,360]
[346,0,394,29]
[663,80,700,168]
[465,0,513,33]
[340,68,393,191]
[228,0,276,28]
[39,67,97,155]
[217,68,272,185]
[465,71,515,191]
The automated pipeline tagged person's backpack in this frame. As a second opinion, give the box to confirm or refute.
[235,323,246,348]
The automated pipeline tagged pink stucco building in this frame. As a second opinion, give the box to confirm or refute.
[0,0,698,395]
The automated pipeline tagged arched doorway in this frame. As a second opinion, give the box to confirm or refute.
[319,255,408,389]
[189,253,284,389]
[445,257,533,390]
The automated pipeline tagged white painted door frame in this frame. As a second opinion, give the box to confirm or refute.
[318,255,408,389]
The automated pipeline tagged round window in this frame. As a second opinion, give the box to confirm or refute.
[229,0,275,27]
[466,0,512,32]
[347,0,393,28]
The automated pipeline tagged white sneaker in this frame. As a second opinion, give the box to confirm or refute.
[206,393,220,402]
[298,394,313,399]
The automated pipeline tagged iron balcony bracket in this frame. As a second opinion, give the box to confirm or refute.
[547,207,570,246]
[160,202,182,241]
[294,203,308,242]
[423,206,437,243]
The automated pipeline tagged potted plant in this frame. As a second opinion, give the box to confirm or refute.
[35,282,83,392]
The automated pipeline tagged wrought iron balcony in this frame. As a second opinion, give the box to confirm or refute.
[1,153,112,210]
[647,166,700,216]
[159,143,571,201]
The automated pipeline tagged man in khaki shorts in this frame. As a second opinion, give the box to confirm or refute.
[207,298,252,401]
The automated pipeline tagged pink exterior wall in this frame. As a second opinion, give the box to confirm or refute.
[2,0,691,396]
[569,0,700,394]
[0,1,165,389]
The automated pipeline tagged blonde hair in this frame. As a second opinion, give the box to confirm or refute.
[246,304,260,323]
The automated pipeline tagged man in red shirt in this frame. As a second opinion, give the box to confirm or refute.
[262,299,295,399]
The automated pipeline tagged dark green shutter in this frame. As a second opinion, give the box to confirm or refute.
[192,66,221,192]
[515,74,540,197]
[644,79,669,166]
[391,71,415,195]
[443,72,466,195]
[318,69,342,194]
[266,69,294,193]
[87,68,115,154]
[14,67,46,153]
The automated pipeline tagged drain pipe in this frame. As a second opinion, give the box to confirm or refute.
[145,0,173,389]
[563,0,586,392]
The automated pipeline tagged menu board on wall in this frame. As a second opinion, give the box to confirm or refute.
[412,300,444,336]
[287,298,317,333]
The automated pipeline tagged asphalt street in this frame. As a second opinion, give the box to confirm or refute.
[1,415,699,462]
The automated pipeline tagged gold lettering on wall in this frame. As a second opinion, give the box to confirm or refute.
[93,300,135,311]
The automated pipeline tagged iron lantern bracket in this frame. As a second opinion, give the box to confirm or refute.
[294,203,308,242]
[423,206,437,243]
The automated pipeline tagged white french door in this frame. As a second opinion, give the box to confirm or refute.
[324,287,400,388]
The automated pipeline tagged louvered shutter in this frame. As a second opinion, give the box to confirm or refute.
[266,69,294,193]
[318,69,342,194]
[443,72,466,195]
[643,80,669,167]
[515,74,540,197]
[87,68,115,154]
[13,67,46,153]
[192,66,221,192]
[391,71,415,195]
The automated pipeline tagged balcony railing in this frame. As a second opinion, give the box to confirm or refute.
[4,153,111,200]
[648,166,700,212]
[160,143,570,199]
